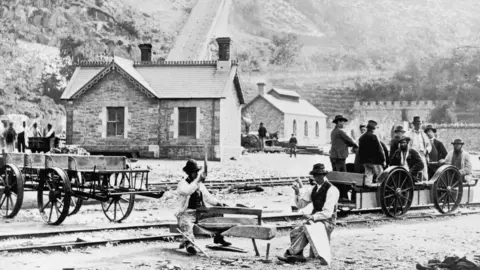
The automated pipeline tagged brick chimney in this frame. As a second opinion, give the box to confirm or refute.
[216,37,231,72]
[138,44,152,62]
[257,82,266,96]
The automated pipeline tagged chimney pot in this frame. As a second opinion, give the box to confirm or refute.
[216,37,231,61]
[257,82,266,96]
[138,44,152,62]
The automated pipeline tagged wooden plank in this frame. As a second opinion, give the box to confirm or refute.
[304,222,331,265]
[221,225,276,240]
[25,153,45,168]
[4,153,25,167]
[198,217,258,226]
[69,155,106,171]
[104,156,127,170]
[196,207,262,218]
[327,171,365,186]
[45,154,70,168]
[206,244,248,253]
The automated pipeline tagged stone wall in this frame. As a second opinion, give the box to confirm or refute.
[220,81,243,159]
[242,96,284,136]
[435,124,480,152]
[66,71,159,157]
[284,114,327,145]
[158,99,221,160]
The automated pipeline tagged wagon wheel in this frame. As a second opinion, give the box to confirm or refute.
[101,173,135,222]
[0,164,24,218]
[377,166,414,218]
[37,167,71,225]
[67,171,84,216]
[430,165,463,214]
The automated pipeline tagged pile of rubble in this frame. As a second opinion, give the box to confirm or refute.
[50,145,90,155]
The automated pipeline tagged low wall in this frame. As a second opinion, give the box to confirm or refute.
[435,124,480,152]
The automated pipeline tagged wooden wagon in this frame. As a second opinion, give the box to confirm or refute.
[0,152,164,225]
[328,163,480,217]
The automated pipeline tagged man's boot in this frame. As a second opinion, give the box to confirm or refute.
[185,242,197,255]
[213,234,232,246]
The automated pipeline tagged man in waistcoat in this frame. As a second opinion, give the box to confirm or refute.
[424,124,448,178]
[175,159,230,255]
[277,163,339,264]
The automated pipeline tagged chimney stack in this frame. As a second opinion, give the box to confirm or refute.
[257,82,266,96]
[138,44,152,62]
[216,37,231,72]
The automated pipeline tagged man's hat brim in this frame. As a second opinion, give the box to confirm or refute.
[394,129,405,133]
[183,165,203,173]
[424,127,437,133]
[332,117,348,123]
[310,170,329,175]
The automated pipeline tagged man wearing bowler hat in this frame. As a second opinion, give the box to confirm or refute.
[175,159,230,255]
[439,138,473,184]
[358,120,386,184]
[405,116,431,181]
[278,163,339,264]
[424,124,448,178]
[390,136,425,180]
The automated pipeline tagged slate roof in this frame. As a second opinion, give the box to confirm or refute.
[246,92,327,118]
[61,57,243,102]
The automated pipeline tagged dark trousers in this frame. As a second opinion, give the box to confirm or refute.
[330,158,350,200]
[17,132,25,153]
[290,144,297,157]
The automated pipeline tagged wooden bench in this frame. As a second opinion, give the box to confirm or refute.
[195,207,276,259]
[327,171,366,186]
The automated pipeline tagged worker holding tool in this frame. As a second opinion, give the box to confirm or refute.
[278,163,339,264]
[175,158,230,255]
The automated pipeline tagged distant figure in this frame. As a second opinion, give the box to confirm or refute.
[405,116,431,181]
[354,124,367,173]
[358,120,385,185]
[289,134,298,158]
[440,138,473,184]
[390,136,424,182]
[3,122,16,153]
[17,121,28,153]
[390,126,405,159]
[258,122,267,151]
[45,124,55,150]
[30,122,42,137]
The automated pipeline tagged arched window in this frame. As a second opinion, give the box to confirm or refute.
[316,121,319,137]
[293,120,297,134]
[304,121,308,136]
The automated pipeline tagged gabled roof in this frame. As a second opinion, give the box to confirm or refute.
[62,58,243,103]
[61,57,158,100]
[245,92,327,118]
[268,88,300,98]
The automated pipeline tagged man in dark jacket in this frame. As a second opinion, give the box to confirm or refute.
[329,115,358,172]
[389,126,405,157]
[354,124,367,173]
[424,124,448,178]
[258,123,267,151]
[390,136,425,182]
[289,134,298,158]
[358,120,385,184]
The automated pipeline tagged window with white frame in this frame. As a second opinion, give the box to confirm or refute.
[316,121,319,137]
[179,107,196,137]
[304,120,308,136]
[293,120,297,135]
[107,107,125,137]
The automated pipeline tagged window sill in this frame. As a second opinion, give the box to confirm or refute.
[106,136,126,140]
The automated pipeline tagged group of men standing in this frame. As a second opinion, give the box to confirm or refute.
[0,121,52,153]
[329,114,474,191]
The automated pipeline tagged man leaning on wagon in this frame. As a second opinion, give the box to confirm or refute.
[405,116,431,181]
[175,159,230,255]
[277,163,339,264]
[439,138,474,184]
[358,120,386,185]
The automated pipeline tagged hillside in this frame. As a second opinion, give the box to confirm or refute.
[2,0,480,121]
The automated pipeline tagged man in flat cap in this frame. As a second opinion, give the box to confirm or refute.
[358,120,386,184]
[175,159,230,255]
[439,138,473,184]
[390,136,425,180]
[278,163,339,264]
[405,116,431,181]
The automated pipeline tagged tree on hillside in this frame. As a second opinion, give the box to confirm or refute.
[269,33,303,67]
[429,104,456,124]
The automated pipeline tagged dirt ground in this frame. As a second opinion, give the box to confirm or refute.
[1,214,479,270]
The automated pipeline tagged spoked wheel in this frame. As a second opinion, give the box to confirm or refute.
[37,168,71,225]
[68,171,84,216]
[101,173,135,222]
[431,165,463,214]
[0,164,24,218]
[377,166,414,218]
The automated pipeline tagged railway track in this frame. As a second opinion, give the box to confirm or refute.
[1,209,479,253]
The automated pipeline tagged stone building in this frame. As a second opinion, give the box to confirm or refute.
[61,38,245,160]
[242,83,327,146]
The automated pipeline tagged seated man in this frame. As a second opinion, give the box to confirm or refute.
[278,163,339,264]
[439,138,474,184]
[390,136,425,182]
[175,159,229,255]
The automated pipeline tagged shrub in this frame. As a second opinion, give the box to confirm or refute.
[0,105,5,116]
